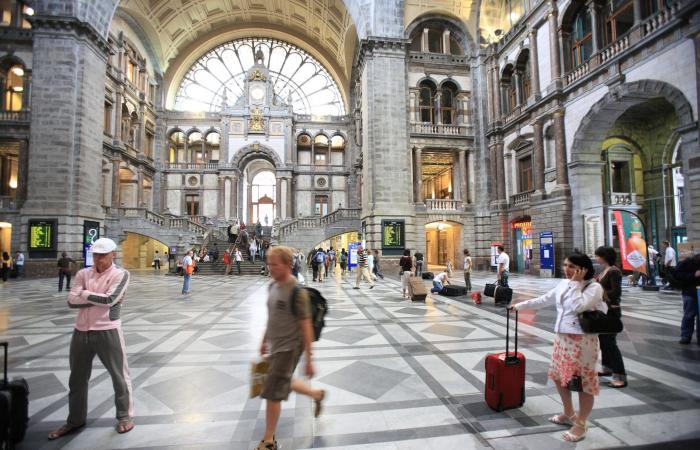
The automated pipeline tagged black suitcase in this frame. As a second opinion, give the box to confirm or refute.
[421,272,434,280]
[440,285,468,296]
[494,286,513,305]
[0,342,29,448]
[484,283,497,297]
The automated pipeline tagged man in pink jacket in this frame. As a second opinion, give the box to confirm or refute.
[48,238,135,440]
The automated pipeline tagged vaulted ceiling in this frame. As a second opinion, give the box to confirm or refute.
[117,0,358,82]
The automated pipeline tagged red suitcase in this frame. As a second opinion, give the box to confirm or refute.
[485,309,525,411]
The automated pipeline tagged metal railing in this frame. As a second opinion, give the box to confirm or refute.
[410,122,471,136]
[510,190,534,207]
[425,199,461,211]
[0,110,29,122]
[277,208,361,238]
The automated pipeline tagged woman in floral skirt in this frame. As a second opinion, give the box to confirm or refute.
[509,253,606,442]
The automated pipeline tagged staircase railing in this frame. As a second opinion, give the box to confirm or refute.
[105,207,207,235]
[277,208,362,239]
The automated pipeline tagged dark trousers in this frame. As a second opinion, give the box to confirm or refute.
[235,261,241,275]
[312,263,319,281]
[153,260,160,270]
[1,266,8,282]
[59,270,72,291]
[681,293,700,342]
[373,262,384,279]
[599,312,626,379]
[415,261,423,276]
[464,271,472,291]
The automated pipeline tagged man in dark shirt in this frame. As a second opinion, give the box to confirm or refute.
[673,253,700,344]
[57,252,75,292]
[414,251,424,276]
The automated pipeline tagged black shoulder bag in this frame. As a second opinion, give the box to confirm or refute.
[577,280,623,334]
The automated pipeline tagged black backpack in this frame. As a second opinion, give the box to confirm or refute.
[268,283,328,341]
[291,285,328,341]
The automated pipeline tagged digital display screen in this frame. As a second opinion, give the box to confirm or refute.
[29,222,53,249]
[382,220,404,249]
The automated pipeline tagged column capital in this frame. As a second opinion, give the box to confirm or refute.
[30,15,113,60]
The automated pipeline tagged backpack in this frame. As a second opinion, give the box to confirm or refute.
[268,284,328,341]
[664,261,698,290]
[340,253,347,263]
[315,252,325,264]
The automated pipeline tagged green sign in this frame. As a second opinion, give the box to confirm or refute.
[381,220,404,249]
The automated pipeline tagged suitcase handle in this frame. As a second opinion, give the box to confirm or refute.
[505,309,518,362]
[1,341,7,385]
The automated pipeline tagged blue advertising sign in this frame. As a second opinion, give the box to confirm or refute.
[348,242,360,270]
[540,231,554,272]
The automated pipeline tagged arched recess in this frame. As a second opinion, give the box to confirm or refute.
[230,142,283,170]
[120,231,169,269]
[424,219,463,268]
[569,80,696,248]
[404,13,476,56]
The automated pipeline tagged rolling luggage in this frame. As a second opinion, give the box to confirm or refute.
[408,277,427,302]
[471,292,482,304]
[494,286,513,305]
[484,309,525,412]
[0,342,29,448]
[440,285,467,296]
[483,282,497,297]
[421,272,434,280]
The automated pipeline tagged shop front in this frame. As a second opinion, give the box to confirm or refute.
[512,218,532,273]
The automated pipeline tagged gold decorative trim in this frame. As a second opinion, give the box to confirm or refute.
[249,69,267,82]
[249,107,265,132]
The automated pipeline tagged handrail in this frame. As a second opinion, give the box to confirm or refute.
[510,190,534,207]
[105,207,206,235]
[411,122,471,136]
[425,199,461,211]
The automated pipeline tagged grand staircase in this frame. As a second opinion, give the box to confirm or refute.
[275,208,361,250]
[194,236,266,276]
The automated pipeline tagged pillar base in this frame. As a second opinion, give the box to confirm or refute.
[551,184,571,197]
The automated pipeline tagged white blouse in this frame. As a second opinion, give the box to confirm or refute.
[513,279,607,334]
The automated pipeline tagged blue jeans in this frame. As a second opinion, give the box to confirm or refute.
[182,274,191,293]
[431,281,443,293]
[499,271,510,288]
[681,293,699,342]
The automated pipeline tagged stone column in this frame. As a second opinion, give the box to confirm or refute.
[113,87,123,143]
[489,142,497,202]
[275,176,282,218]
[532,119,545,194]
[220,116,230,163]
[136,168,143,207]
[139,104,147,155]
[486,66,495,123]
[217,176,225,219]
[111,159,121,208]
[442,30,450,54]
[435,91,442,125]
[492,65,502,119]
[414,147,423,203]
[286,177,293,219]
[230,174,238,222]
[458,149,468,205]
[588,0,601,53]
[246,180,253,223]
[633,0,643,25]
[422,28,429,52]
[528,29,541,98]
[466,150,473,204]
[496,142,506,201]
[553,109,569,188]
[513,71,522,106]
[548,1,562,84]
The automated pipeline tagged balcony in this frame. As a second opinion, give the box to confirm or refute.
[610,192,638,206]
[408,52,468,66]
[0,110,30,123]
[165,162,220,171]
[510,190,534,207]
[411,122,471,137]
[425,199,461,211]
[564,0,685,87]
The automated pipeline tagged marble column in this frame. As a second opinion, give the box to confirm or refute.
[532,119,545,194]
[492,65,502,119]
[458,149,468,205]
[486,66,495,123]
[414,147,423,203]
[588,0,602,53]
[113,87,123,143]
[422,28,429,52]
[137,168,143,207]
[553,109,569,187]
[442,30,451,54]
[111,159,121,208]
[220,117,230,163]
[548,2,562,83]
[489,143,497,202]
[286,177,293,219]
[513,71,522,106]
[633,0,643,25]
[528,29,541,98]
[218,176,225,219]
[496,142,506,201]
[466,150,473,204]
[275,177,282,218]
[230,175,238,222]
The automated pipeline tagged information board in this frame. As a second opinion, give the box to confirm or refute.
[28,219,57,258]
[83,221,100,267]
[381,220,405,251]
[348,242,360,270]
[540,231,554,276]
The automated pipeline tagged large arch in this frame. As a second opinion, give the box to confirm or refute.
[569,80,698,247]
[230,143,284,171]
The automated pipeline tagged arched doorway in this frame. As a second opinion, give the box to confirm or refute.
[121,232,169,269]
[251,171,275,225]
[424,221,462,269]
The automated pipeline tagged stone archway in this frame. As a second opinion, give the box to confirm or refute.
[569,80,697,247]
[230,142,283,171]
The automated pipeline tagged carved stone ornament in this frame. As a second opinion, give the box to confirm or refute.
[249,107,265,132]
[249,69,267,82]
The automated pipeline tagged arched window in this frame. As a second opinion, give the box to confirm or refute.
[517,51,532,101]
[501,65,517,113]
[571,6,593,68]
[206,132,220,162]
[419,80,437,124]
[3,64,24,111]
[440,82,459,125]
[251,171,276,224]
[168,131,185,164]
[297,134,312,164]
[314,135,329,166]
[604,0,634,45]
[331,135,345,166]
[188,132,203,163]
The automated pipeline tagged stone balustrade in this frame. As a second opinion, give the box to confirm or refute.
[0,110,29,122]
[408,52,467,65]
[641,1,681,37]
[411,122,471,136]
[165,162,220,170]
[425,199,461,211]
[510,190,534,207]
[105,207,206,235]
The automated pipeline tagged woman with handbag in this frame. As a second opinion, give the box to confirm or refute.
[508,253,606,443]
[594,246,627,388]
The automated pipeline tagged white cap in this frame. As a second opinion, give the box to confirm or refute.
[91,238,117,254]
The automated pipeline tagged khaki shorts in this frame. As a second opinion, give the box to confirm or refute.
[260,346,303,401]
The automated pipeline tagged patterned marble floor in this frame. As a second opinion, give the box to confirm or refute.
[1,267,699,450]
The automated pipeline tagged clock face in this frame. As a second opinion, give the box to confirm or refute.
[250,85,265,102]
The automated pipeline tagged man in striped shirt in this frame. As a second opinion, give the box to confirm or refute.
[354,245,375,290]
[48,238,135,440]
